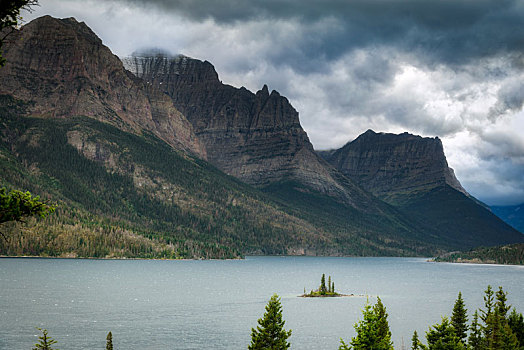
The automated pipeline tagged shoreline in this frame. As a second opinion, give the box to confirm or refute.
[299,293,364,298]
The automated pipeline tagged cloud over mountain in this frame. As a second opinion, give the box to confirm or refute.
[23,0,524,205]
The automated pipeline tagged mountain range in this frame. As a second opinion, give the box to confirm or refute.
[0,16,522,258]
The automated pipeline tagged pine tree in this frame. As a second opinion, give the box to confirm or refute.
[451,292,468,344]
[495,286,510,318]
[320,274,327,295]
[425,317,465,350]
[481,285,495,323]
[332,281,335,294]
[33,328,58,350]
[106,331,113,350]
[507,309,524,348]
[411,331,423,350]
[468,310,483,350]
[249,294,292,350]
[328,276,332,293]
[339,297,394,350]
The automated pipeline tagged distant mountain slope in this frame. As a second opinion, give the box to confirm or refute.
[320,130,524,248]
[0,96,443,257]
[434,243,524,265]
[491,204,524,233]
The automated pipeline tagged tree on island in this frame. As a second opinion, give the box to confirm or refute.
[339,297,393,350]
[303,274,340,297]
[32,328,58,350]
[249,294,292,350]
[320,274,327,295]
[0,187,55,241]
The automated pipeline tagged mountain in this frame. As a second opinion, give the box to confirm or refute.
[0,16,205,158]
[320,130,524,248]
[121,52,369,206]
[491,204,524,233]
[0,16,447,258]
[1,16,522,259]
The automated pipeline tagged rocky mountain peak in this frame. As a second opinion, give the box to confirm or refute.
[323,130,468,201]
[0,16,205,157]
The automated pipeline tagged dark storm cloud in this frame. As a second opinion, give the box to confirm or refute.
[120,0,524,68]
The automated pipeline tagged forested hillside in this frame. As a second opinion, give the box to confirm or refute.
[1,95,446,258]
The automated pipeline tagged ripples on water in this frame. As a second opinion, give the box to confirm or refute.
[1,256,523,349]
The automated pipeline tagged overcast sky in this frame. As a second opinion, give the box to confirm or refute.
[24,0,524,206]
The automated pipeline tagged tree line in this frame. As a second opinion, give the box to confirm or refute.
[28,285,524,349]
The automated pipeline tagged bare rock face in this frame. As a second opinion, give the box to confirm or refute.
[321,130,468,201]
[0,16,205,158]
[123,53,360,202]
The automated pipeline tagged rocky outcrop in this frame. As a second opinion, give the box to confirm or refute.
[0,16,205,158]
[321,130,468,201]
[321,130,524,247]
[123,53,369,206]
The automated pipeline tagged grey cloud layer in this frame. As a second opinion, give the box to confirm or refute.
[120,0,524,67]
[24,0,524,205]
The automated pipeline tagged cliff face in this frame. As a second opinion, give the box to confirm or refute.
[322,130,524,247]
[322,129,467,201]
[122,56,328,184]
[0,16,205,157]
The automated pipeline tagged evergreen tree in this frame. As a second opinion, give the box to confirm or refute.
[495,286,511,318]
[481,285,495,323]
[451,292,468,345]
[339,297,394,350]
[484,309,519,350]
[106,331,113,350]
[411,331,421,350]
[328,276,332,293]
[468,310,483,350]
[320,274,327,295]
[332,281,335,294]
[249,294,292,350]
[507,309,524,349]
[33,328,58,350]
[0,187,55,241]
[425,317,465,350]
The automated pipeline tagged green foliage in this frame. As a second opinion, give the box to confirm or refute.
[412,330,422,350]
[320,273,327,295]
[0,187,55,223]
[339,297,393,350]
[468,311,483,350]
[425,317,465,350]
[0,0,38,66]
[32,328,58,350]
[416,286,523,350]
[249,294,292,350]
[450,292,468,344]
[508,309,524,349]
[106,331,113,350]
[303,274,340,297]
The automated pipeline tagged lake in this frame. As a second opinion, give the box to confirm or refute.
[1,256,523,349]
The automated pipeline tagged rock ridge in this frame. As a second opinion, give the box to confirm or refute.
[123,53,368,206]
[322,129,468,201]
[0,16,206,158]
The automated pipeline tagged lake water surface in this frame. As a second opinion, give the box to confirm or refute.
[1,256,523,349]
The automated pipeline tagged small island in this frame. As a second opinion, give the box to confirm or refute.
[301,274,352,297]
